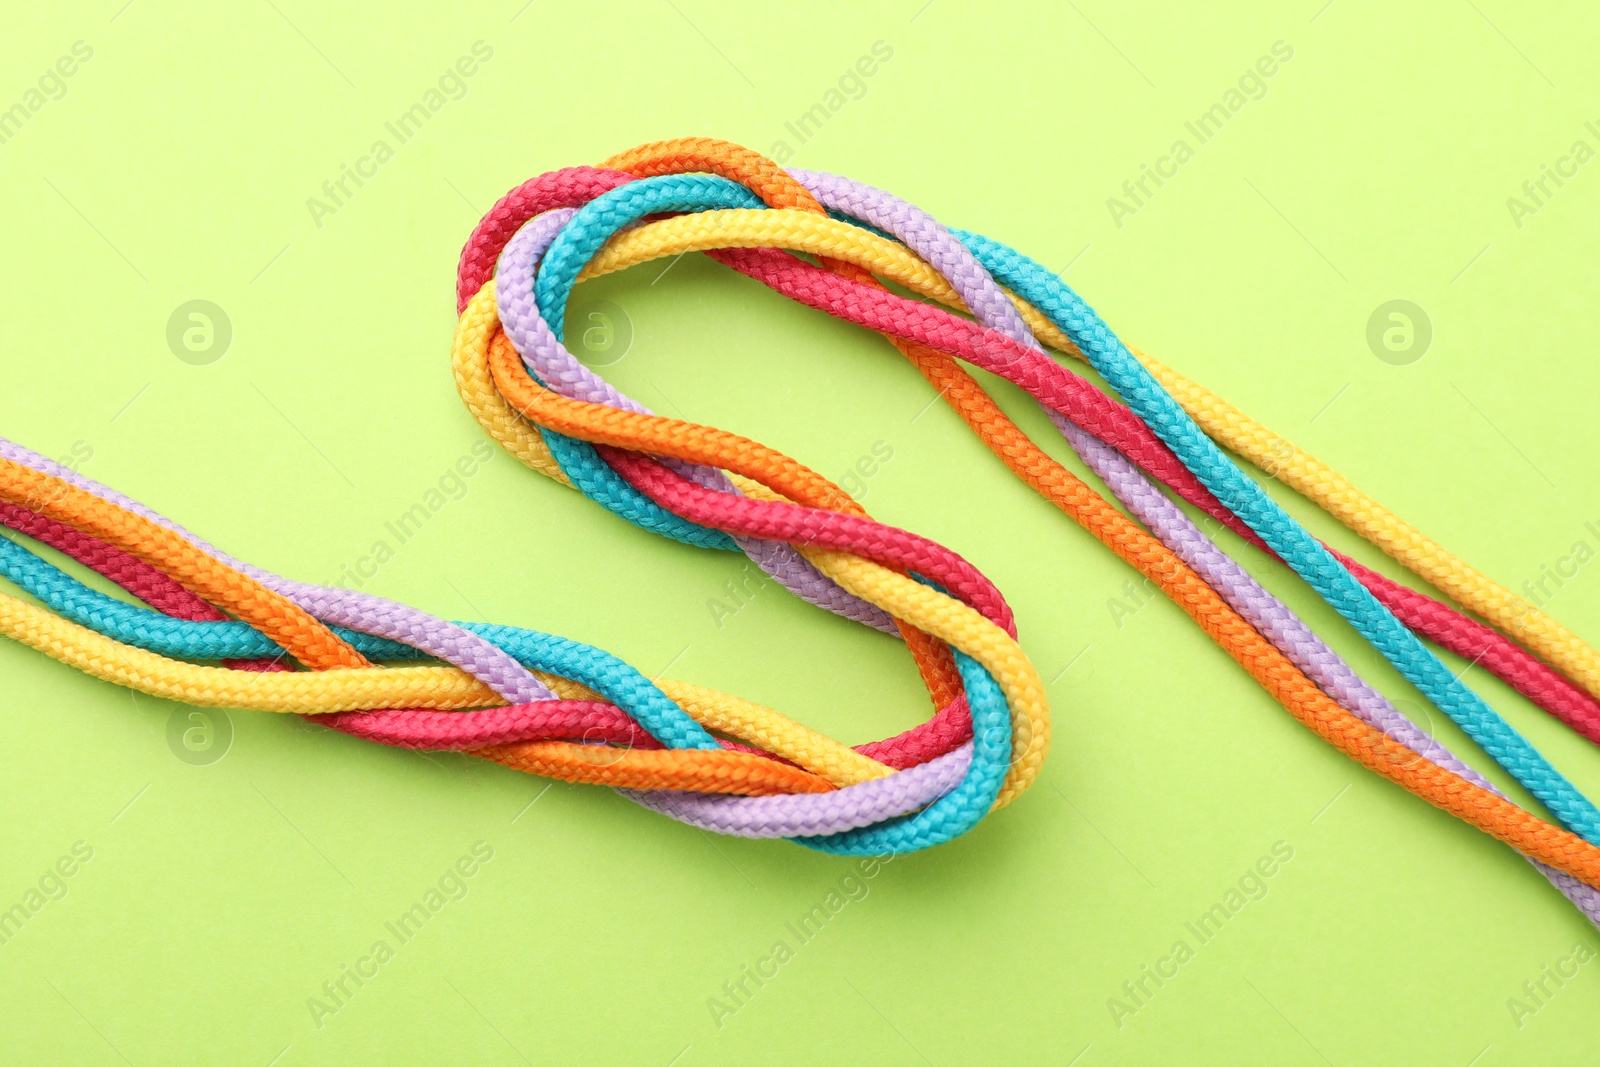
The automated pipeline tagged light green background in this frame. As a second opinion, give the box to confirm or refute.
[2,1,1598,1063]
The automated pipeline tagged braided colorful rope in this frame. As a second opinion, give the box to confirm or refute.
[4,139,1600,914]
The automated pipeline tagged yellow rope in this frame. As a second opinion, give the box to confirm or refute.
[0,588,899,786]
[450,281,1048,804]
[0,276,1048,803]
[552,207,1600,703]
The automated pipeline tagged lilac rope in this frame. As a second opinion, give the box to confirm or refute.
[623,745,972,837]
[0,434,967,833]
[459,167,1600,870]
[10,167,1589,871]
[495,209,897,635]
[774,171,1600,920]
[0,438,556,704]
[1062,420,1600,925]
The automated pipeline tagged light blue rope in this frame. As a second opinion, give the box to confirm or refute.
[525,173,1600,845]
[0,532,719,752]
[524,176,769,552]
[0,529,1007,853]
[953,228,1600,843]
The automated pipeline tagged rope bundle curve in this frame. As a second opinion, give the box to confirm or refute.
[4,140,1600,913]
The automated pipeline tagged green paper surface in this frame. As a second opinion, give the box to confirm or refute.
[2,1,1598,1063]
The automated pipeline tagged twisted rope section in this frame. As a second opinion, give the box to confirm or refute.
[0,138,1596,905]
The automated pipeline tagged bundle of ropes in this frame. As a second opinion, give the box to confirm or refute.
[4,139,1599,917]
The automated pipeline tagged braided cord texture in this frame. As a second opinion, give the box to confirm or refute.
[504,194,1600,840]
[3,136,1597,889]
[458,139,1600,881]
